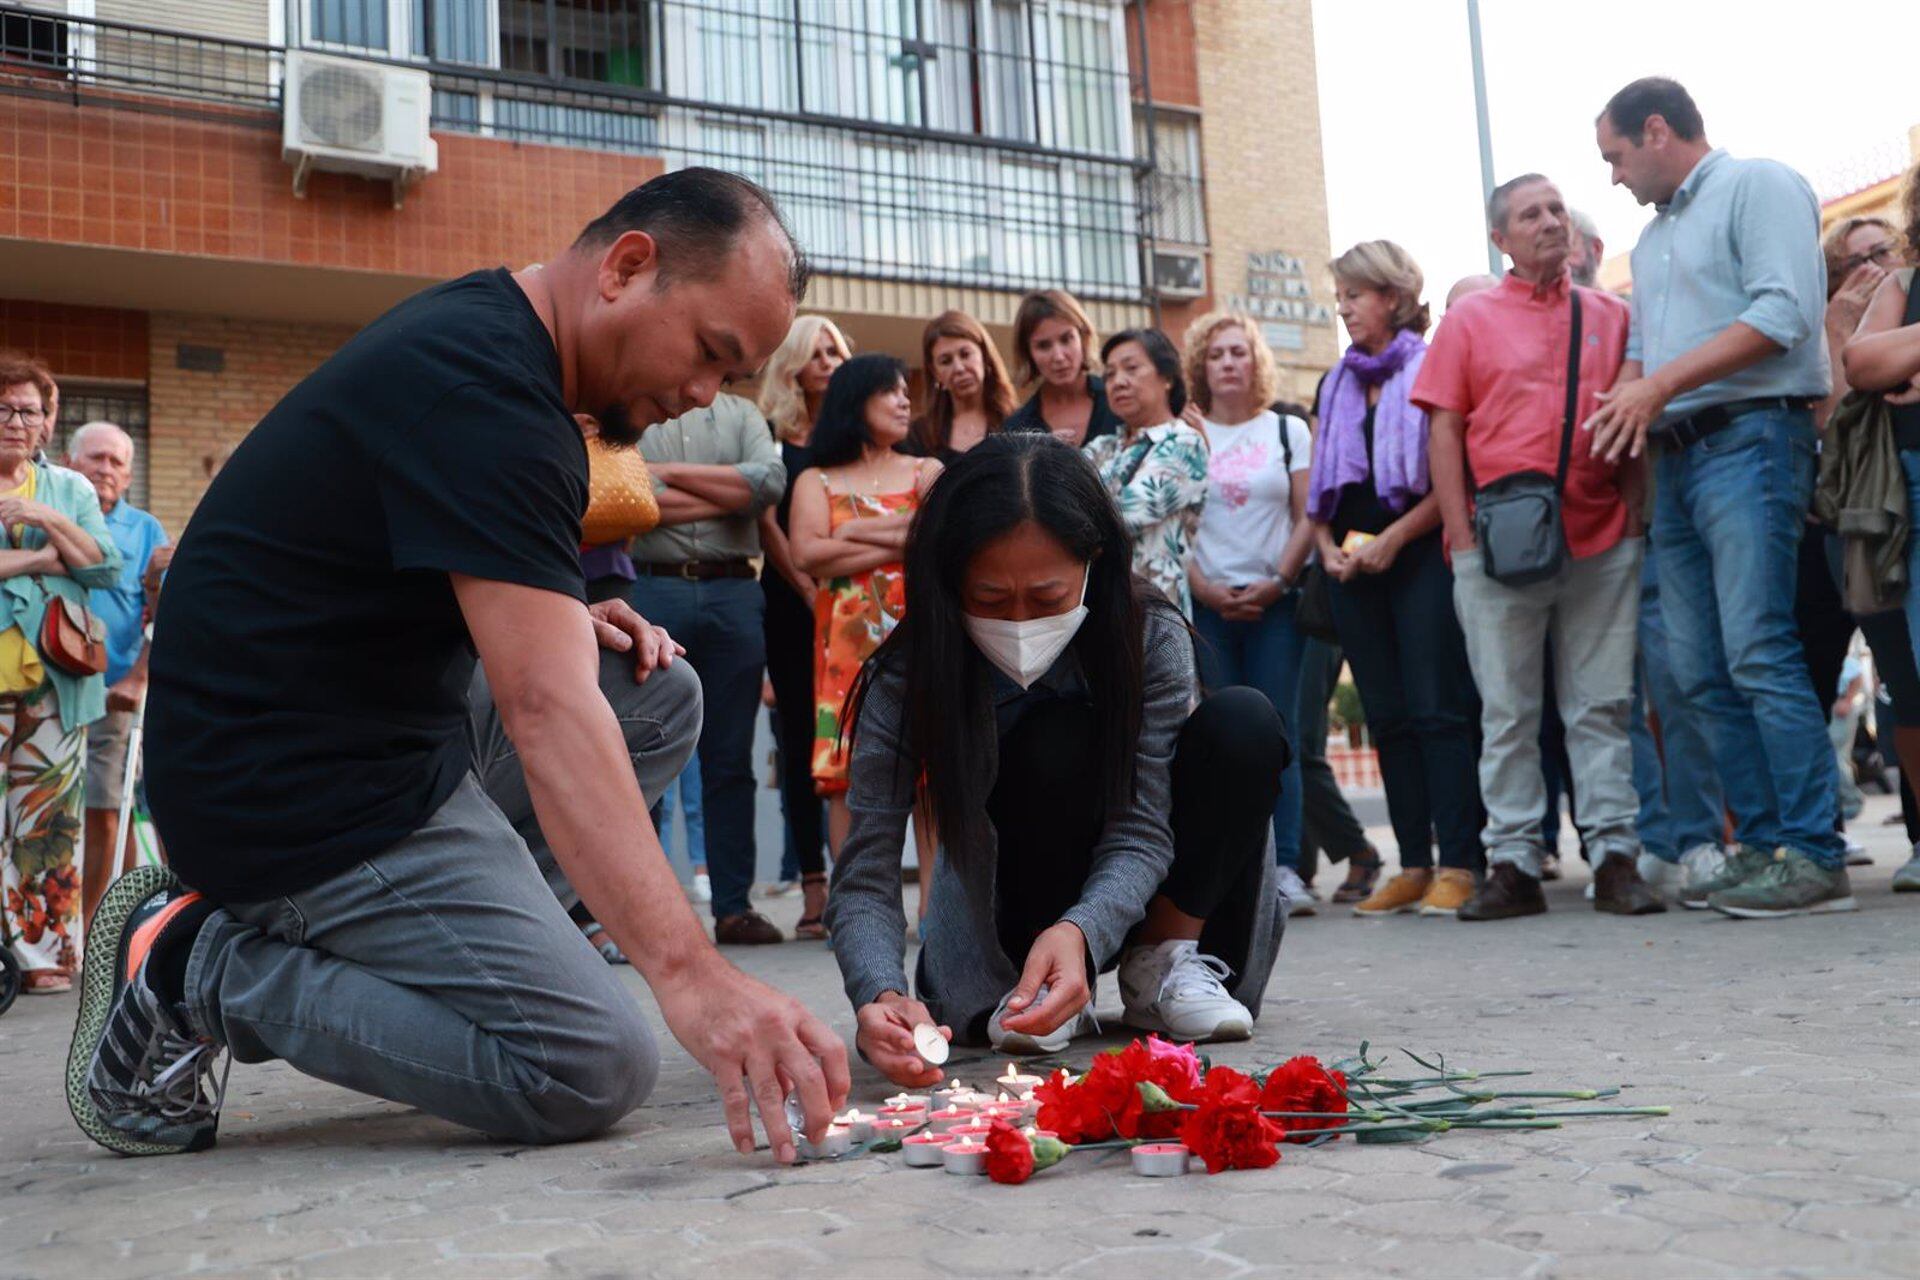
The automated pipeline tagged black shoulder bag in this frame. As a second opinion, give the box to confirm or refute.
[1283,413,1341,642]
[1471,291,1583,586]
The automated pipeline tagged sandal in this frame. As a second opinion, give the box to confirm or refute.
[24,968,73,995]
[1331,849,1384,904]
[580,922,628,965]
[794,872,829,941]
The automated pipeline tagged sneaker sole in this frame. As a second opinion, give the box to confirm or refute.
[1416,904,1462,917]
[1121,1010,1252,1044]
[65,864,208,1157]
[1351,903,1422,917]
[1711,896,1859,920]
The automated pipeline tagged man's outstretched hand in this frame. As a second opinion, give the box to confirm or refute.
[588,597,684,681]
[654,958,852,1164]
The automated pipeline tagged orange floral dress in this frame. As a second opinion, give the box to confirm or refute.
[812,477,920,795]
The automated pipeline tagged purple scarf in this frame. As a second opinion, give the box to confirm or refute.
[1307,329,1431,523]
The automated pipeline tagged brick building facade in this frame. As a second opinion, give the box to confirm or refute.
[0,0,1336,534]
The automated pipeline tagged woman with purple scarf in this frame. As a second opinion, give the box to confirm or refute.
[1307,241,1485,918]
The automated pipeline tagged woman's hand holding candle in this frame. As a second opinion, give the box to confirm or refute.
[856,991,953,1087]
[998,922,1091,1036]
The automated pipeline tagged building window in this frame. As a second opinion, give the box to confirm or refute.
[306,0,390,52]
[1135,108,1206,246]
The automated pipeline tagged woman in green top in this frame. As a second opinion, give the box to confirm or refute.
[0,356,122,994]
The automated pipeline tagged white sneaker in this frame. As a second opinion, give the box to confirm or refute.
[1275,865,1317,917]
[692,873,712,903]
[1678,842,1728,893]
[758,879,800,899]
[987,985,1099,1055]
[1118,940,1252,1043]
[1843,834,1872,867]
[1636,853,1685,896]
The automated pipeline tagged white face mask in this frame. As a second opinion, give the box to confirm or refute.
[963,567,1091,690]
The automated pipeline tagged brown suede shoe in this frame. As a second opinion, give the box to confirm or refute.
[715,910,785,945]
[1592,854,1668,915]
[1457,863,1547,921]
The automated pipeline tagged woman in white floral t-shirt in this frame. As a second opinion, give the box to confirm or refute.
[1083,329,1209,617]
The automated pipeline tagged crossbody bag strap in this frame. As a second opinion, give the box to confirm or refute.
[1554,290,1585,493]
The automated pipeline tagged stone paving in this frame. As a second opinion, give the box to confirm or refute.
[3,795,1917,1280]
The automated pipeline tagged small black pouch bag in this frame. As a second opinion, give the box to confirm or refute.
[1471,291,1583,587]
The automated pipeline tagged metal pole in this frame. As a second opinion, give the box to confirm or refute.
[1466,0,1502,277]
[1130,0,1161,328]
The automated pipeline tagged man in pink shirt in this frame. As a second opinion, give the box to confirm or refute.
[1414,173,1664,921]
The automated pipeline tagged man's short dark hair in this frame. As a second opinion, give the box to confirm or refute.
[1487,172,1551,233]
[574,166,811,300]
[1600,77,1704,145]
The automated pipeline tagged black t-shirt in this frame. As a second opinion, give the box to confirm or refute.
[1003,374,1121,444]
[1331,405,1396,542]
[146,269,588,902]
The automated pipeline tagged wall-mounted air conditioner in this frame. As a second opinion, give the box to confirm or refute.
[282,49,438,208]
[1149,245,1208,300]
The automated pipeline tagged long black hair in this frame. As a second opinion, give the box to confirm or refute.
[809,353,909,468]
[845,432,1147,858]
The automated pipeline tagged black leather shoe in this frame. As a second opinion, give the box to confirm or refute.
[1592,855,1668,915]
[1457,863,1547,921]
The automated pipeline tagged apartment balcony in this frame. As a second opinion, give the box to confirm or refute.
[0,2,1200,316]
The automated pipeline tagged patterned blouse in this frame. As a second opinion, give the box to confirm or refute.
[1084,421,1210,617]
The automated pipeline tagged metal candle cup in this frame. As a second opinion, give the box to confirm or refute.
[945,1122,995,1141]
[941,1138,988,1176]
[929,1081,971,1111]
[870,1117,917,1142]
[925,1104,978,1133]
[901,1132,948,1167]
[878,1104,928,1126]
[1130,1143,1192,1177]
[996,1063,1044,1098]
[833,1110,876,1143]
[796,1126,852,1160]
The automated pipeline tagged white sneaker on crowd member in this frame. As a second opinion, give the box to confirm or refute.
[987,985,1100,1055]
[1679,842,1729,891]
[1118,940,1253,1043]
[759,879,800,898]
[1275,865,1316,918]
[1636,853,1685,897]
[1843,833,1871,867]
[691,872,711,903]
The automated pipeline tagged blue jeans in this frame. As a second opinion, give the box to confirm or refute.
[629,575,766,918]
[1194,594,1307,870]
[1900,451,1920,679]
[1326,532,1484,871]
[1629,549,1726,861]
[1652,406,1842,867]
[655,753,707,873]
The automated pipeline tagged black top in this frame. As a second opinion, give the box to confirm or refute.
[1330,405,1396,541]
[1894,273,1920,452]
[773,438,813,533]
[1003,374,1122,445]
[146,269,589,902]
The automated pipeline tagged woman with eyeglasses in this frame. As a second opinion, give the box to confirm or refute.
[0,352,121,996]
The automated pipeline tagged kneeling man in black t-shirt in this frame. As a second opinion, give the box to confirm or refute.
[67,168,850,1163]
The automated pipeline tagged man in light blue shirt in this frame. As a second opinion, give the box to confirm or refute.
[1587,77,1849,920]
[68,421,169,922]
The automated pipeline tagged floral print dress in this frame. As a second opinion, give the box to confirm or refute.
[1084,421,1211,617]
[811,477,920,795]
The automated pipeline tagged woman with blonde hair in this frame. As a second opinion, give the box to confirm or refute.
[1004,289,1122,447]
[906,310,1015,461]
[755,315,851,935]
[1182,311,1318,908]
[1305,241,1484,918]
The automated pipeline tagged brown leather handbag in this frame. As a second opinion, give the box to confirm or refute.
[580,439,661,547]
[39,596,108,677]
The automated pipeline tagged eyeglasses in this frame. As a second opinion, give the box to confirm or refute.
[0,405,46,427]
[1842,244,1899,274]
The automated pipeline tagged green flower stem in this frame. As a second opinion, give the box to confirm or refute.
[1449,1119,1564,1130]
[1062,1139,1142,1153]
[1470,1089,1616,1101]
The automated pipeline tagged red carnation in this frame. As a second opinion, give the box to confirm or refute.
[1180,1066,1285,1173]
[1259,1055,1350,1142]
[983,1119,1036,1185]
[1035,1068,1113,1144]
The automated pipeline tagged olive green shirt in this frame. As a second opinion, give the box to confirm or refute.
[629,393,786,564]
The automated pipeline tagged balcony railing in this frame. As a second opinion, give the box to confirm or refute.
[0,2,1189,302]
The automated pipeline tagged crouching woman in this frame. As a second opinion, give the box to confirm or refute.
[825,432,1287,1086]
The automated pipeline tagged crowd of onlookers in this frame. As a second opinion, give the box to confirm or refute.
[8,75,1920,1002]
